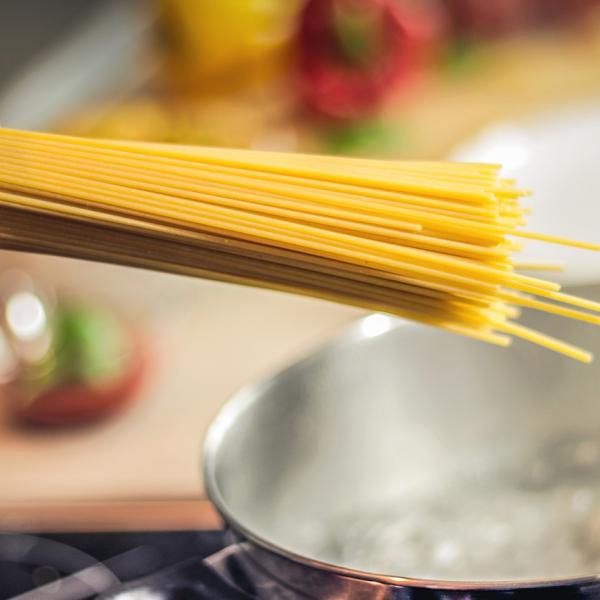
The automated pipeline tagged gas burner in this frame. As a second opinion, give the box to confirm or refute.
[0,531,255,599]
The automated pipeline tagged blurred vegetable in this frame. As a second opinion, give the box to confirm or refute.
[14,340,145,427]
[6,302,147,427]
[442,0,536,38]
[442,0,600,39]
[297,0,445,120]
[158,0,303,93]
[534,0,600,26]
[324,118,407,155]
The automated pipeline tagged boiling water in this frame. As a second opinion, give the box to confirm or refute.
[321,435,600,581]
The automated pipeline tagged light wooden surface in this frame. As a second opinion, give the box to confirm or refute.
[0,499,222,532]
[0,252,361,503]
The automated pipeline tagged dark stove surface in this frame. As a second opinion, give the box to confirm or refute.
[0,530,253,599]
[5,531,595,599]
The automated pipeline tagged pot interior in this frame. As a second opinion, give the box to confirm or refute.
[205,284,600,583]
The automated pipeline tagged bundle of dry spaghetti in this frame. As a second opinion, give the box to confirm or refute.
[0,127,599,361]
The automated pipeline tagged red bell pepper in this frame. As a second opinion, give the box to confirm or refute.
[297,0,444,120]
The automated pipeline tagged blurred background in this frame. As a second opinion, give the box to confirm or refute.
[1,0,600,532]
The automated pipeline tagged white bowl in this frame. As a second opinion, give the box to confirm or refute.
[452,101,600,287]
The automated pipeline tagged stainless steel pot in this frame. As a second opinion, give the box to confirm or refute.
[204,284,600,598]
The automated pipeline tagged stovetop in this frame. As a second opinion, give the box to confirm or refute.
[5,530,597,599]
[0,530,257,599]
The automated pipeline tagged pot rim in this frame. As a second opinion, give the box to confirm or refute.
[203,314,600,591]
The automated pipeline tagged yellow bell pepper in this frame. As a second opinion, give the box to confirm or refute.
[158,0,303,91]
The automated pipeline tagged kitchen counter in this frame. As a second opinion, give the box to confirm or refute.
[0,253,361,504]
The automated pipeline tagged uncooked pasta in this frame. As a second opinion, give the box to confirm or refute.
[0,127,598,361]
